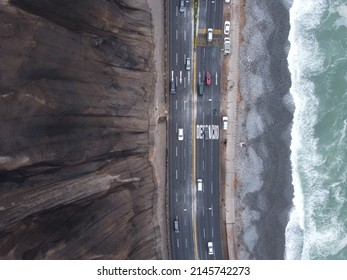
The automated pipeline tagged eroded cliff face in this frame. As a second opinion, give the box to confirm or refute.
[0,0,161,259]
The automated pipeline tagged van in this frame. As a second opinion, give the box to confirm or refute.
[224,37,231,55]
[197,179,203,191]
[179,0,185,13]
[207,28,213,43]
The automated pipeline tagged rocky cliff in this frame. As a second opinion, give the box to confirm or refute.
[0,0,161,259]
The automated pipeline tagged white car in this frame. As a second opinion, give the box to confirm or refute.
[178,128,184,141]
[197,179,203,191]
[208,241,214,255]
[222,116,228,130]
[207,28,213,42]
[224,21,230,35]
[224,37,231,54]
[225,0,231,3]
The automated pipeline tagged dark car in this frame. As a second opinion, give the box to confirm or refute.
[204,126,210,140]
[198,83,204,96]
[170,80,176,94]
[205,72,212,86]
[213,109,217,116]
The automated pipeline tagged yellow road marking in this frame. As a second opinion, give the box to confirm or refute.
[198,28,222,35]
[192,34,199,260]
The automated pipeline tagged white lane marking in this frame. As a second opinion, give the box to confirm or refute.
[176,29,178,40]
[184,77,186,88]
[212,227,214,238]
[171,70,174,80]
[211,206,214,217]
[176,122,177,131]
[176,169,178,180]
[198,71,201,83]
[184,193,186,203]
[211,125,220,140]
[202,205,205,216]
[184,30,186,41]
[184,218,187,226]
[188,71,191,84]
[175,100,178,110]
[203,228,206,238]
[184,100,186,110]
[203,48,206,59]
[177,238,180,248]
[211,182,213,194]
[185,238,188,248]
[176,7,178,16]
[203,161,205,171]
[215,72,218,85]
[176,192,178,203]
[179,71,182,84]
[176,146,178,157]
[175,76,178,86]
[176,53,178,65]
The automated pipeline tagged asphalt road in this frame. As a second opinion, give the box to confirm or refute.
[169,0,224,260]
[195,0,224,260]
[168,0,195,260]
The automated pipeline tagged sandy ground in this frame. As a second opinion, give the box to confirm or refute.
[220,0,242,259]
[147,0,169,259]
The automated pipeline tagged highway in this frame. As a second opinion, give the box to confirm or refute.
[169,0,224,260]
[168,0,195,260]
[195,0,223,260]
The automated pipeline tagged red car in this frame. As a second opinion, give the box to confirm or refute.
[205,72,212,86]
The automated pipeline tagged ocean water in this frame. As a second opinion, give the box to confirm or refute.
[285,0,347,259]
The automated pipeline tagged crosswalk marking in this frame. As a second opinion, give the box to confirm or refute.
[196,125,219,140]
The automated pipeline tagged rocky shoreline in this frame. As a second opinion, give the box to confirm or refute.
[235,0,294,259]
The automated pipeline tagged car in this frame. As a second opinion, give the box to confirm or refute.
[170,80,176,94]
[225,0,231,3]
[204,126,210,140]
[197,179,203,191]
[198,83,204,96]
[205,72,212,86]
[214,109,217,116]
[207,28,213,42]
[208,241,214,255]
[185,57,191,71]
[224,37,231,54]
[179,0,185,13]
[174,219,179,233]
[222,116,228,130]
[224,21,230,35]
[178,128,184,141]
